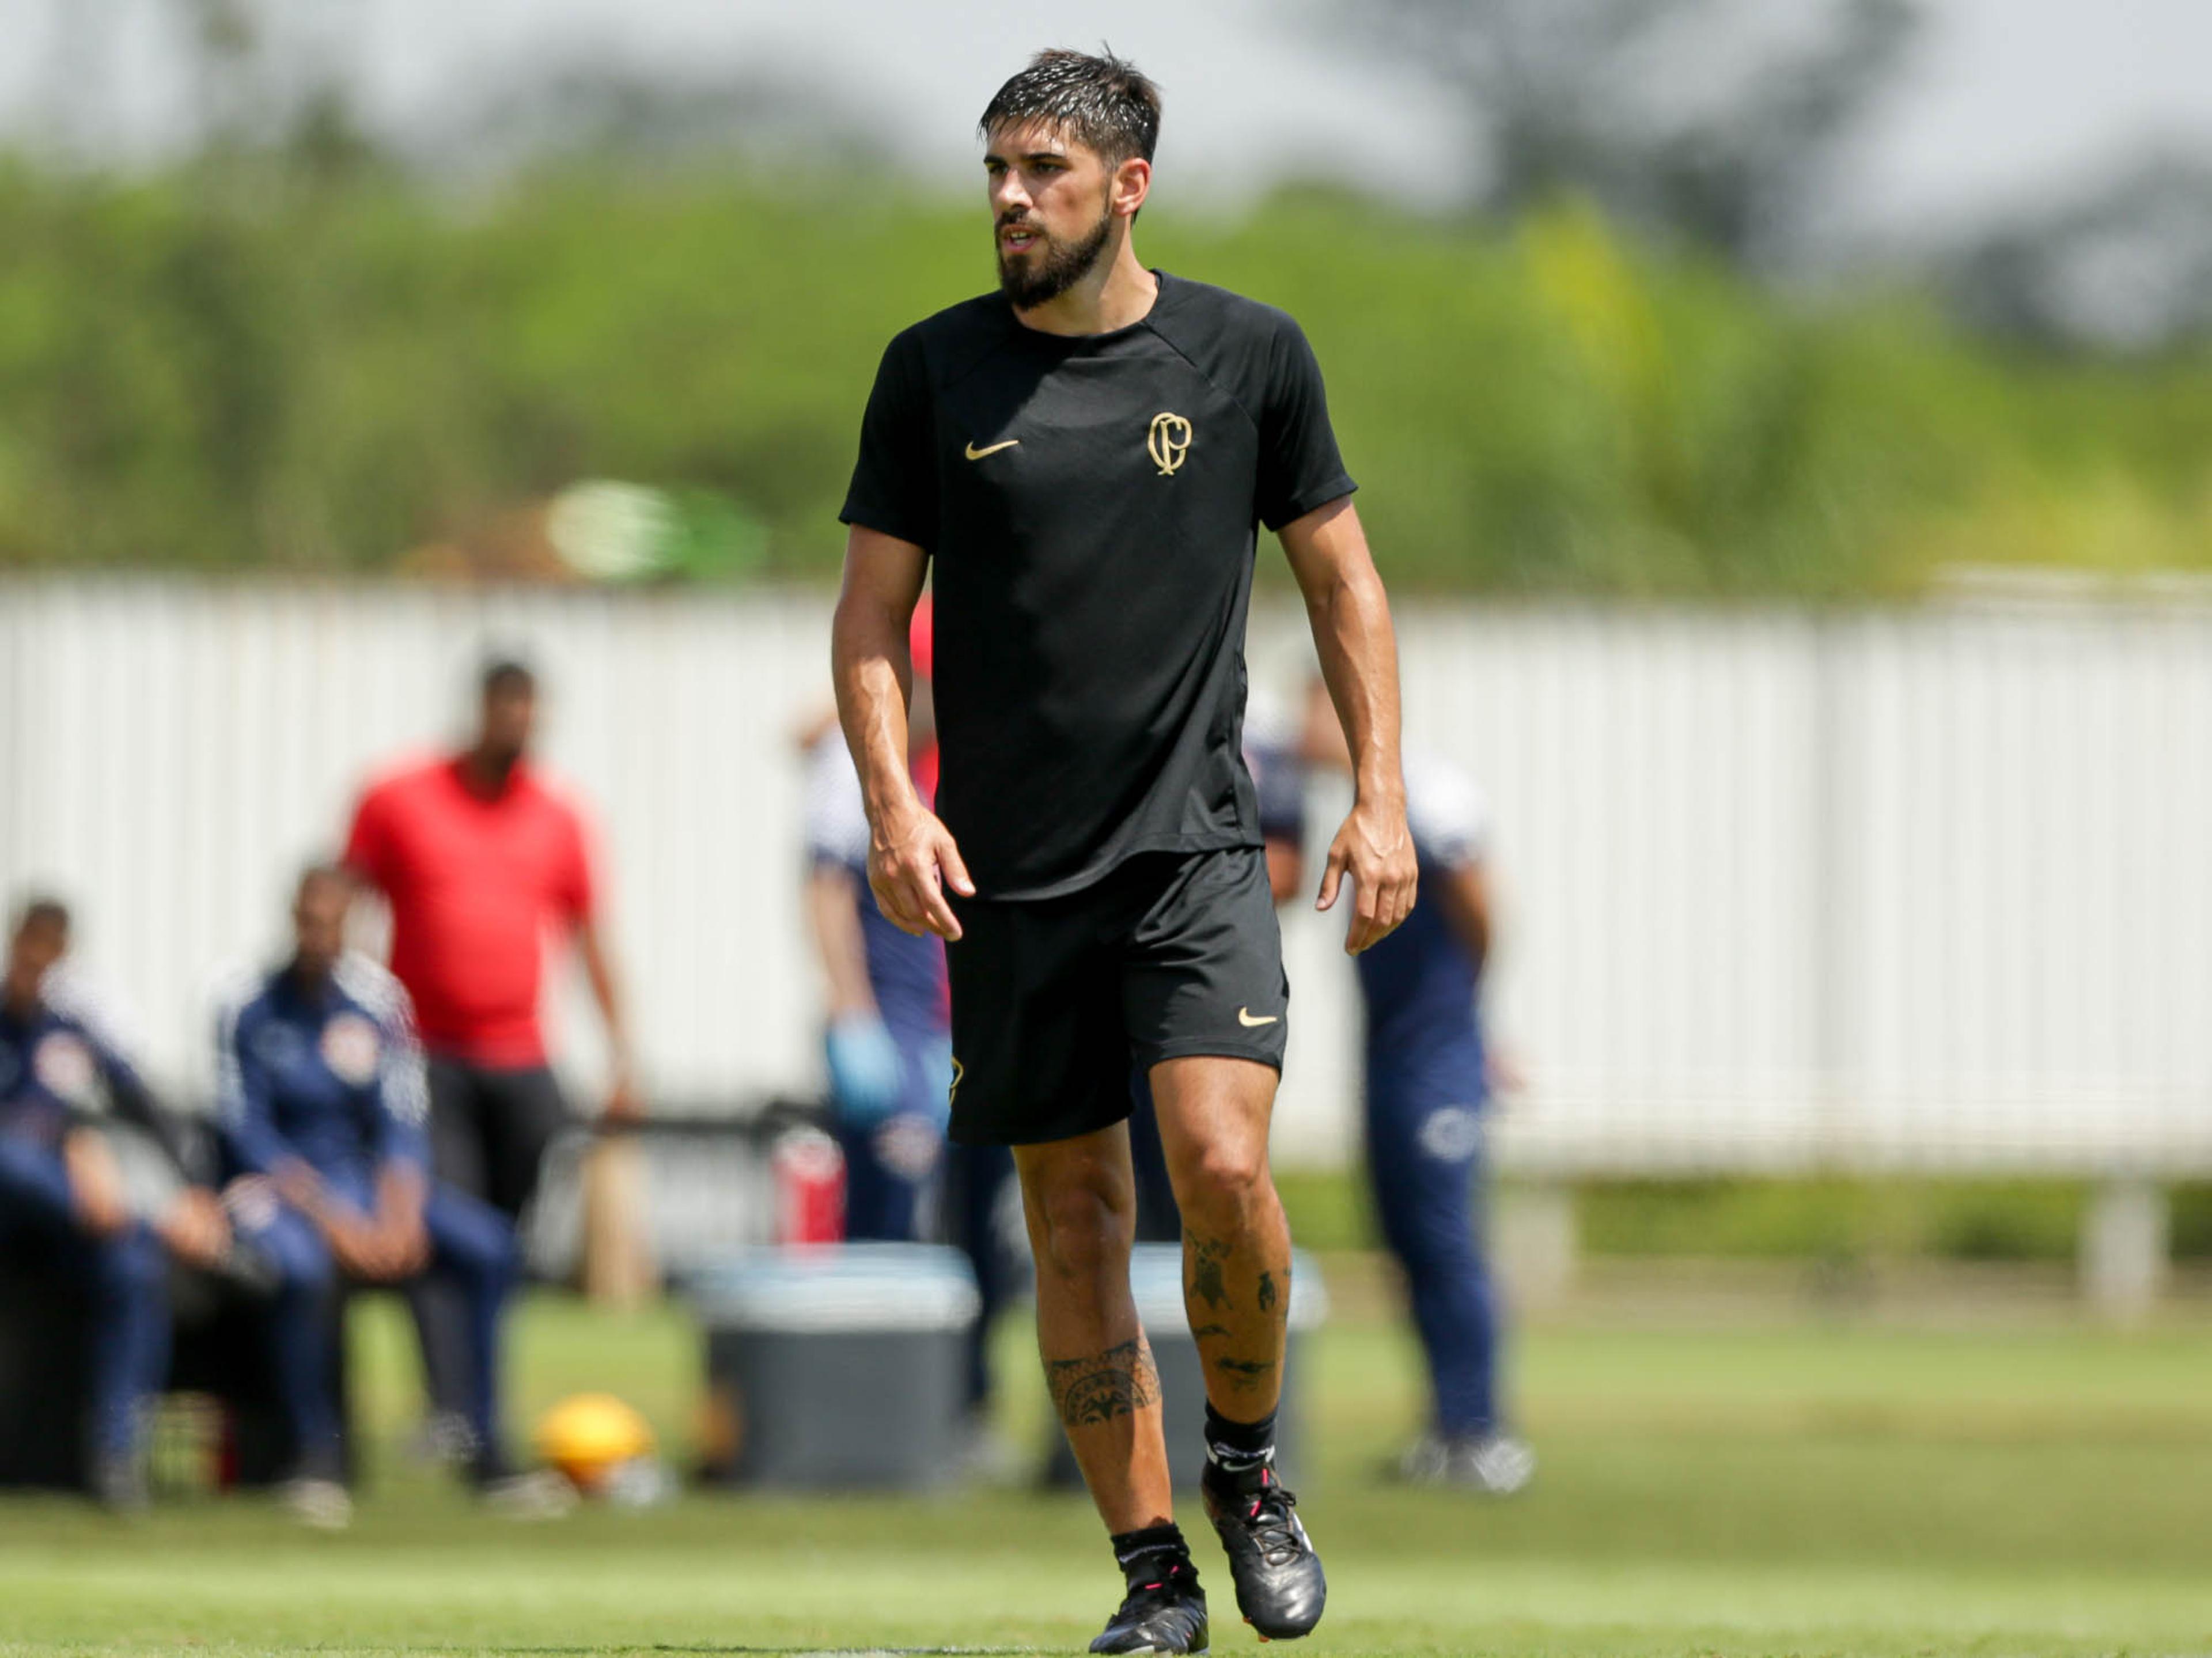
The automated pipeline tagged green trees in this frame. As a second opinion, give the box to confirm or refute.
[0,160,2206,590]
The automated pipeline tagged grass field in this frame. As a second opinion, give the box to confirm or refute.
[2,1281,2209,1658]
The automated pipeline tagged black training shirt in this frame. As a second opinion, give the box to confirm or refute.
[840,271,1355,900]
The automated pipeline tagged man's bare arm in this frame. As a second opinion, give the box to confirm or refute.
[1279,497,1416,953]
[831,527,972,940]
[804,866,880,1019]
[575,918,641,1121]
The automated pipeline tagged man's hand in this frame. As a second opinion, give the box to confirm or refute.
[601,1067,645,1125]
[1316,795,1418,953]
[62,1129,131,1239]
[156,1187,233,1268]
[867,802,974,941]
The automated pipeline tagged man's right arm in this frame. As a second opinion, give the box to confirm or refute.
[830,527,971,940]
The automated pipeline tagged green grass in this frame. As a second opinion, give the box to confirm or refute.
[2,1289,2209,1656]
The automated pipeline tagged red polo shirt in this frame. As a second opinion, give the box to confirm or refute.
[344,756,596,1068]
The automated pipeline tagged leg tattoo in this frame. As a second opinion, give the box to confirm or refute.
[1211,1355,1278,1394]
[1257,1269,1279,1315]
[1046,1338,1161,1429]
[1191,1236,1233,1312]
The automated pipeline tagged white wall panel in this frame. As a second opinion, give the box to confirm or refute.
[4,579,2210,1174]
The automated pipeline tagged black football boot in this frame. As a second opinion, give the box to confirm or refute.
[1090,1554,1209,1655]
[1200,1458,1325,1640]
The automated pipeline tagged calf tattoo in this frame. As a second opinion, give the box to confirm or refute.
[1191,1236,1233,1311]
[1046,1338,1161,1428]
[1211,1354,1277,1394]
[1257,1269,1281,1314]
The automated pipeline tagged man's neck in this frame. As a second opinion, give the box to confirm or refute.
[1014,240,1158,338]
[456,748,519,798]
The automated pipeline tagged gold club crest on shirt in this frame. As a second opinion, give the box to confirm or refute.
[1147,411,1192,476]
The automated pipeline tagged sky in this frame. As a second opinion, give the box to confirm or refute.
[6,0,2212,245]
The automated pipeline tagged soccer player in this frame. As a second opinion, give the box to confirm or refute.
[831,51,1415,1653]
[344,657,635,1462]
[1301,680,1535,1494]
[802,597,952,1241]
[0,896,232,1506]
[214,866,542,1526]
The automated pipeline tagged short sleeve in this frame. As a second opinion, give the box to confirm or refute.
[1256,316,1356,532]
[839,331,938,550]
[802,735,873,870]
[344,785,393,892]
[1405,755,1488,871]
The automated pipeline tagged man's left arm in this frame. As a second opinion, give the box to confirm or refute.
[575,919,639,1123]
[1279,498,1418,953]
[560,805,641,1123]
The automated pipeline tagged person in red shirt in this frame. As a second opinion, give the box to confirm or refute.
[344,657,637,1463]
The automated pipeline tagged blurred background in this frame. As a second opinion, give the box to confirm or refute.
[2,2,2210,1655]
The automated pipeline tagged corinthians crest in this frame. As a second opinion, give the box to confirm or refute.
[1147,411,1192,476]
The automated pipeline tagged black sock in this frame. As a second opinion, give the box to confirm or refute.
[1111,1521,1195,1586]
[1204,1402,1278,1476]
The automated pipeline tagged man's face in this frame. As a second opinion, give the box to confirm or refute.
[985,120,1122,308]
[291,878,350,979]
[479,683,537,768]
[5,917,66,1002]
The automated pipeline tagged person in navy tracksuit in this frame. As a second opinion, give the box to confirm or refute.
[215,866,523,1520]
[0,895,231,1505]
[1303,682,1533,1493]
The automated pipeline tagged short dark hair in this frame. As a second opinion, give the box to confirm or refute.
[978,48,1162,169]
[13,895,69,937]
[481,656,537,699]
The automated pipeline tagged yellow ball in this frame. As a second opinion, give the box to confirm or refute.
[535,1393,656,1493]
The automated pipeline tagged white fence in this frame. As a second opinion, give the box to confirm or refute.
[3,577,2209,1175]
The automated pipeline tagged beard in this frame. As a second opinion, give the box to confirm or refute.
[996,201,1113,308]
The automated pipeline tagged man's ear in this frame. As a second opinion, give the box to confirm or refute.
[1113,156,1152,219]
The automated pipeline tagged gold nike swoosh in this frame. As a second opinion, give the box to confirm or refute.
[1237,1007,1280,1028]
[964,438,1020,460]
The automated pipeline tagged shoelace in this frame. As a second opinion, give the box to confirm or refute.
[1113,1566,1199,1625]
[1240,1468,1305,1566]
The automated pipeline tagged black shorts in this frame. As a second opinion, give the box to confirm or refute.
[944,846,1289,1147]
[423,1058,572,1221]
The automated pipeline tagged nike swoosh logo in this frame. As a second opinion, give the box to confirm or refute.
[1237,1007,1279,1028]
[964,438,1020,460]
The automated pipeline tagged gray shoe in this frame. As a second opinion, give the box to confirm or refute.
[476,1468,578,1520]
[1397,1431,1536,1495]
[279,1477,354,1531]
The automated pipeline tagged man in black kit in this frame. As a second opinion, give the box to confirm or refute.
[832,50,1415,1655]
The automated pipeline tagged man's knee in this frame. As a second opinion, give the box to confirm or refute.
[1168,1134,1272,1228]
[1021,1166,1132,1293]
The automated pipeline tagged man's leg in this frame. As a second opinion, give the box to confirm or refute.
[479,1065,572,1225]
[1013,1122,1172,1532]
[1365,1089,1498,1441]
[419,1183,517,1486]
[244,1206,346,1481]
[1148,1057,1291,1422]
[1150,1049,1325,1641]
[408,1057,487,1458]
[0,1136,168,1489]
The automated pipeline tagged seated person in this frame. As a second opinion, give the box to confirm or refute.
[214,865,556,1524]
[0,895,231,1507]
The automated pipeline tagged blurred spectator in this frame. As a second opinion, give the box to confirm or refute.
[1301,680,1533,1493]
[343,657,635,1463]
[801,597,952,1243]
[0,896,230,1507]
[214,867,557,1527]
